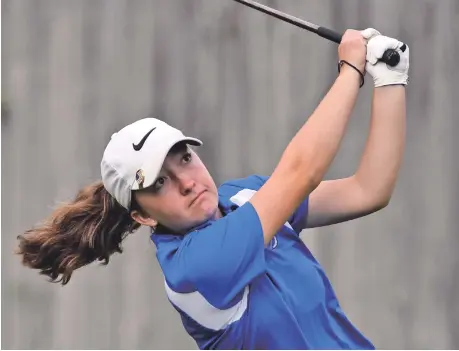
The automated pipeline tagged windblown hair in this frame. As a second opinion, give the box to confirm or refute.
[16,181,141,285]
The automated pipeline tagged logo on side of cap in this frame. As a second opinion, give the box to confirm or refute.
[136,169,145,189]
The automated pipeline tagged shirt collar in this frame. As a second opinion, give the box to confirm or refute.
[150,196,238,243]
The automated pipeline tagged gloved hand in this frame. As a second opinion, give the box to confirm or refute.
[360,28,410,87]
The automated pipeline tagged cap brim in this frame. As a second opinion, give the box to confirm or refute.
[183,138,202,147]
[131,136,203,191]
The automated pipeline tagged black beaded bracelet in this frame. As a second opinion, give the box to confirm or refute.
[337,60,365,88]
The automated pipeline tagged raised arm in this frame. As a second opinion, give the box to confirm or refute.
[250,29,366,244]
[305,29,409,228]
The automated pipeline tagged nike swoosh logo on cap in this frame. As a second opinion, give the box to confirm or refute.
[132,127,156,151]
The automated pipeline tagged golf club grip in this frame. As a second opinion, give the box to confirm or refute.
[316,26,342,44]
[317,26,400,67]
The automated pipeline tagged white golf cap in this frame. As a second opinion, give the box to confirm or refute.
[100,118,202,210]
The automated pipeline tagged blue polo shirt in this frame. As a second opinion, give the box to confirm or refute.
[151,175,374,350]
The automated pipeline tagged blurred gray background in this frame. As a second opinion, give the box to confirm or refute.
[2,0,458,349]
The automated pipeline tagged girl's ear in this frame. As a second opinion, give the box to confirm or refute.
[130,210,157,228]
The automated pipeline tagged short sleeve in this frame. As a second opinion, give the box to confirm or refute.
[288,197,309,234]
[158,202,266,309]
[241,174,310,235]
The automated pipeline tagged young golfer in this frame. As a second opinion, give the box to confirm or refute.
[17,28,409,349]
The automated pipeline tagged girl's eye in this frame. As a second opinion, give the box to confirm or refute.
[182,152,192,164]
[153,176,166,191]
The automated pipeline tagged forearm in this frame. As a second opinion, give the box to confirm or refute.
[354,85,406,204]
[279,68,360,194]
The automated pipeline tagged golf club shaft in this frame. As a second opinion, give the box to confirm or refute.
[233,0,401,67]
[233,0,342,43]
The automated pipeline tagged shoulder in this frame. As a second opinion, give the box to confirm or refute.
[217,175,269,208]
[218,174,269,194]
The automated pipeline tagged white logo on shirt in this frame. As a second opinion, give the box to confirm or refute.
[269,236,278,250]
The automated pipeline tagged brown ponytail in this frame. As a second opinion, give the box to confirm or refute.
[16,181,141,285]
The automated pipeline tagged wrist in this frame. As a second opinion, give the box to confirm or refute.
[375,84,406,90]
[338,60,365,88]
[373,75,409,88]
[337,65,361,86]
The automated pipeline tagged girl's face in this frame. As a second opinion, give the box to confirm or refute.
[131,144,220,233]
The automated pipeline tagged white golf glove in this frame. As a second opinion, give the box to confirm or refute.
[361,28,410,88]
